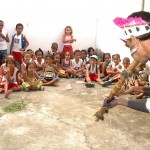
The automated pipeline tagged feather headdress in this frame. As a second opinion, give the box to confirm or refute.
[113,17,150,39]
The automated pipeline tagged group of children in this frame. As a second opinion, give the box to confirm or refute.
[0,20,149,99]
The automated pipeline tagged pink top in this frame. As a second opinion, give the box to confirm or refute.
[64,35,73,46]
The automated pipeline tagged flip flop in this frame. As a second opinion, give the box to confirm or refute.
[101,81,111,87]
[85,83,95,88]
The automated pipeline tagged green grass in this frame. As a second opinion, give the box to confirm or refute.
[3,100,27,113]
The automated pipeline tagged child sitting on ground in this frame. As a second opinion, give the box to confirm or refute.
[62,51,72,77]
[0,54,14,86]
[102,56,128,87]
[100,53,112,80]
[34,48,45,76]
[133,63,149,99]
[0,58,22,97]
[48,42,59,56]
[53,52,67,78]
[81,49,88,76]
[26,49,35,62]
[71,50,84,78]
[85,55,103,87]
[21,52,31,75]
[41,54,59,86]
[86,47,95,63]
[22,62,44,91]
[19,52,31,84]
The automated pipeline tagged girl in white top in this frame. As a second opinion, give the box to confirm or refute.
[107,54,122,75]
[34,48,45,76]
[0,54,13,84]
[62,51,72,77]
[0,20,9,65]
[71,50,84,77]
[0,58,21,98]
[102,54,123,87]
[21,52,31,75]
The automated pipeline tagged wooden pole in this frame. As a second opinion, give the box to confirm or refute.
[95,60,140,121]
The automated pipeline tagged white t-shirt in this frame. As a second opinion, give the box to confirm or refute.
[2,67,18,84]
[88,64,99,75]
[12,33,23,52]
[48,49,59,56]
[111,62,123,72]
[71,59,83,70]
[0,30,8,50]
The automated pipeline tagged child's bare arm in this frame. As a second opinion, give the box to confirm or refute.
[85,65,90,79]
[5,67,11,81]
[10,39,13,54]
[0,32,9,42]
[21,35,29,51]
[22,71,28,82]
[20,63,25,75]
[97,67,101,79]
[0,67,2,82]
[16,71,20,84]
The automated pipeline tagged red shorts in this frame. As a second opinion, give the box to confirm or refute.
[12,51,22,64]
[61,45,73,59]
[85,74,98,82]
[1,83,20,89]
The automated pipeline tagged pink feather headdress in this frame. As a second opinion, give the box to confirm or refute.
[113,17,150,39]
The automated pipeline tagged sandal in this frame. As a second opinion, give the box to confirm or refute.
[85,83,95,88]
[101,81,111,87]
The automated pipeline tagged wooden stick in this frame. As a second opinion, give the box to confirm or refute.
[95,60,140,121]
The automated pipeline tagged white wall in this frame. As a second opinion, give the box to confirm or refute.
[96,0,142,61]
[1,0,150,60]
[0,0,98,53]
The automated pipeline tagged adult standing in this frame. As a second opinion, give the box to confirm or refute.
[103,11,150,113]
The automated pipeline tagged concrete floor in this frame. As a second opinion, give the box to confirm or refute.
[0,78,150,150]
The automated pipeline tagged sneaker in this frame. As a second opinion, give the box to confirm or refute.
[24,87,29,92]
[101,81,111,87]
[100,74,105,78]
[4,90,12,98]
[85,83,95,88]
[40,86,45,91]
[78,74,85,78]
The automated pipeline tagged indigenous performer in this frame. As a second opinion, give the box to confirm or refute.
[95,11,150,121]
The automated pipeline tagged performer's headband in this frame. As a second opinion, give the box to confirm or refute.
[113,17,150,40]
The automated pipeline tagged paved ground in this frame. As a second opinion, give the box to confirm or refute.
[0,78,150,150]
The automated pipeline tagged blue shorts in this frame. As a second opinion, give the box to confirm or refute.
[0,49,7,65]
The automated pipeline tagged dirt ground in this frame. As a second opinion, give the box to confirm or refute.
[0,78,150,150]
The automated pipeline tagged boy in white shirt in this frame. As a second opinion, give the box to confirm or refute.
[10,23,29,68]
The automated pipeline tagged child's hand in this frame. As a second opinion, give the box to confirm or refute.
[118,65,122,69]
[0,32,4,37]
[113,68,117,72]
[19,48,25,51]
[73,39,76,42]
